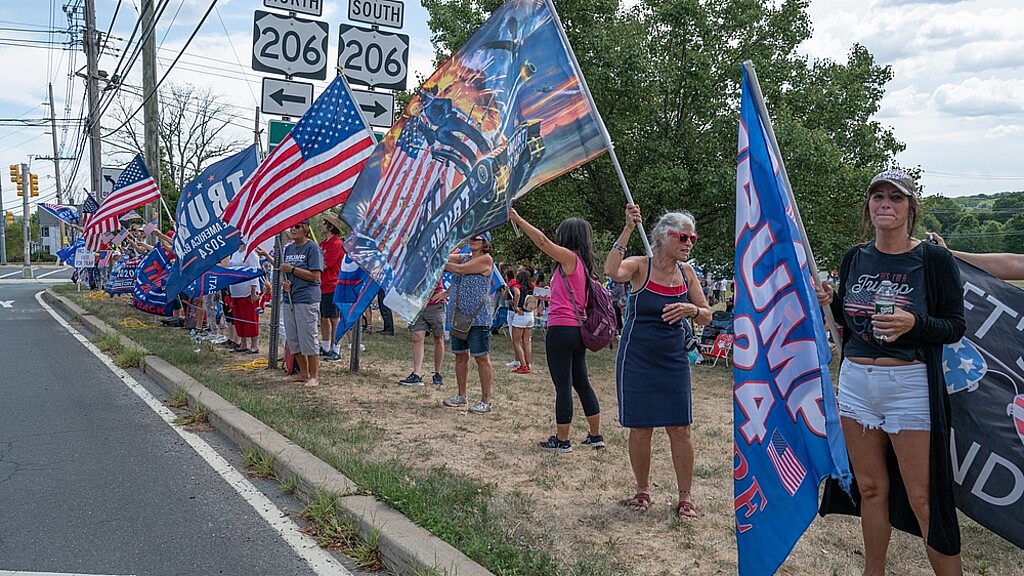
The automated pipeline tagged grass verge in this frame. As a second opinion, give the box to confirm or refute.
[55,286,573,575]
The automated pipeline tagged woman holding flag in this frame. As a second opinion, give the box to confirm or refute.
[509,209,604,453]
[604,204,710,519]
[817,169,965,575]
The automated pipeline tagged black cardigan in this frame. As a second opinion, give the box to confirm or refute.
[818,241,966,556]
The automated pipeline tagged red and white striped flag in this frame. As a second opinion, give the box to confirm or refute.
[84,154,161,250]
[221,76,375,253]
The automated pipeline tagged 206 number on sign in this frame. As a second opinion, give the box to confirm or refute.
[252,11,328,80]
[337,24,409,91]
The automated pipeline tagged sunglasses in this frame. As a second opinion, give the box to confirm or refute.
[469,237,484,242]
[667,232,699,245]
[291,223,306,229]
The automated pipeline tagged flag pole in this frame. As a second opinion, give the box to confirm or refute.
[159,196,174,226]
[543,0,653,257]
[741,60,842,349]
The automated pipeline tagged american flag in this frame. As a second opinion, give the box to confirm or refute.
[766,429,807,496]
[110,228,129,246]
[97,250,113,267]
[84,154,161,250]
[142,219,158,234]
[221,75,375,253]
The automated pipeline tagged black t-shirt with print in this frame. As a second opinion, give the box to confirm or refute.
[842,242,926,361]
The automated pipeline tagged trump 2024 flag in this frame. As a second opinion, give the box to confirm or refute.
[733,63,850,576]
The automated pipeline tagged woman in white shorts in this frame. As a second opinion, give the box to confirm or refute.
[509,269,535,374]
[817,169,965,575]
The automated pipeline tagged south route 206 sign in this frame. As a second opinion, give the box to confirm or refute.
[337,24,409,91]
[252,10,329,81]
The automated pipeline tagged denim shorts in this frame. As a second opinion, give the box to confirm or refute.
[838,358,930,433]
[450,325,490,357]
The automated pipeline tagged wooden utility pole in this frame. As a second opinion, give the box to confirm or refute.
[142,0,161,228]
[84,0,103,201]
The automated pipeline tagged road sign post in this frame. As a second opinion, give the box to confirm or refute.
[252,10,329,81]
[268,120,296,153]
[348,0,404,29]
[261,78,314,118]
[337,24,409,90]
[264,0,323,17]
[352,89,395,129]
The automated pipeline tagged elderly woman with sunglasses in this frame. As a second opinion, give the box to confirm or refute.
[604,203,710,519]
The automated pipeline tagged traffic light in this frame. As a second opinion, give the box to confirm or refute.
[29,172,39,196]
[8,164,22,196]
[4,211,12,226]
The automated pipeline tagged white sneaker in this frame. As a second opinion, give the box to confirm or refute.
[505,360,521,369]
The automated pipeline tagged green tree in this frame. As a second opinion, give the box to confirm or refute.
[952,214,982,253]
[421,0,904,273]
[991,191,1024,225]
[1002,213,1024,254]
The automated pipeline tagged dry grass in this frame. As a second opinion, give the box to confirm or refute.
[55,286,1024,575]
[309,325,1024,576]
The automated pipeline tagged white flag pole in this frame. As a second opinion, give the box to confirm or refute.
[742,60,842,349]
[544,0,653,257]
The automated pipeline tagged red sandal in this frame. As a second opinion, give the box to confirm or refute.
[677,498,698,520]
[624,492,651,512]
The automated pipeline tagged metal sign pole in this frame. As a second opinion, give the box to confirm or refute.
[267,235,282,369]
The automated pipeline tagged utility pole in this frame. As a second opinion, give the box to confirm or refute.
[84,0,103,201]
[0,181,7,266]
[21,163,32,278]
[47,82,68,251]
[142,0,160,229]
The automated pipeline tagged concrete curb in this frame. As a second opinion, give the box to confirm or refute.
[43,289,494,576]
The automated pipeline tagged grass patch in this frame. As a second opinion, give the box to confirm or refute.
[114,347,145,368]
[244,448,277,479]
[300,493,386,572]
[278,475,298,495]
[93,331,123,353]
[164,386,189,409]
[173,401,209,427]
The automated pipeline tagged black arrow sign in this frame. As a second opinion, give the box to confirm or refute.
[360,100,387,118]
[270,88,307,107]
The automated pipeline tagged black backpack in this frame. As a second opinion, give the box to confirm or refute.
[558,266,617,352]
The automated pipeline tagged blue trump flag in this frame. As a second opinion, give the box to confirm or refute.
[165,145,260,298]
[40,202,80,224]
[57,238,84,265]
[104,254,144,296]
[733,64,850,576]
[333,253,380,345]
[183,265,265,299]
[133,246,174,316]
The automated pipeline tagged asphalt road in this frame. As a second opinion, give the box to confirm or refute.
[0,280,366,576]
[0,265,75,281]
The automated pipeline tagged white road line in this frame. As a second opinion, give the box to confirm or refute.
[34,291,353,576]
[34,268,67,278]
[0,271,22,279]
[0,572,133,576]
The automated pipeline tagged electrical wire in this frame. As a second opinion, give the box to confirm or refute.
[101,0,221,138]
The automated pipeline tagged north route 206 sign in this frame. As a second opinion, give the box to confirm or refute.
[252,10,329,81]
[264,0,323,18]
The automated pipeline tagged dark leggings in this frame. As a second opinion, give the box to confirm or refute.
[545,325,600,424]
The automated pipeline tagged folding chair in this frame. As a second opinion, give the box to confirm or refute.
[702,334,734,367]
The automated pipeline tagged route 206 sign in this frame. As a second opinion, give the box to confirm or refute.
[337,24,409,91]
[252,10,329,81]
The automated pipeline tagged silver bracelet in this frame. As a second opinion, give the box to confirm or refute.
[612,242,627,255]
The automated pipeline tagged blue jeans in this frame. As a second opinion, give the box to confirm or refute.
[450,325,490,357]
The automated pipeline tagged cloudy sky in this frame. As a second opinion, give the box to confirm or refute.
[1,0,1022,215]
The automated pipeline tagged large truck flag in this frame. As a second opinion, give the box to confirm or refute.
[341,0,607,321]
[733,63,851,576]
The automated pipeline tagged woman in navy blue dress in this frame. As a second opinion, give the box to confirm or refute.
[604,204,711,519]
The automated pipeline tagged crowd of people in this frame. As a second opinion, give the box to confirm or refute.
[68,166,1020,574]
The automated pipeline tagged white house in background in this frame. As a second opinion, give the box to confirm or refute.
[36,208,64,256]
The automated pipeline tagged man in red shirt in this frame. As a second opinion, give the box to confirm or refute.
[319,212,346,361]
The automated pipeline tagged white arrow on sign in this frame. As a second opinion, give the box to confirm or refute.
[261,78,314,118]
[252,10,329,81]
[337,24,409,91]
[352,89,395,129]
